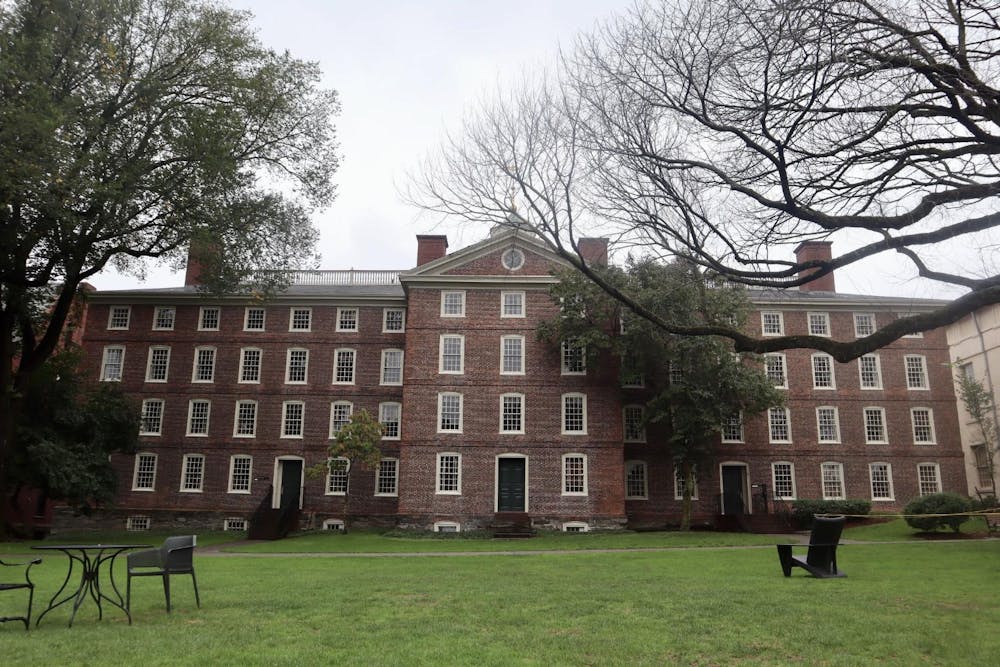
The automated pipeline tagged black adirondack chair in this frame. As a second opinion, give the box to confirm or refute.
[776,515,846,578]
[126,536,200,612]
[1,557,41,629]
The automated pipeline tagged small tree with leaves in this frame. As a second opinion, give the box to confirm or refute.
[540,258,783,529]
[311,410,383,534]
[955,364,999,494]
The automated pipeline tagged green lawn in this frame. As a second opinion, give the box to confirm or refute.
[1,537,997,665]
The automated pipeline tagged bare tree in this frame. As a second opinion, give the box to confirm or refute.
[410,0,1000,362]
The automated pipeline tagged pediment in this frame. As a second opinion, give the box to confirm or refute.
[400,229,570,282]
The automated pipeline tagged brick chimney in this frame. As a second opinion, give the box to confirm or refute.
[578,238,609,266]
[416,235,449,266]
[794,241,835,292]
[185,238,217,286]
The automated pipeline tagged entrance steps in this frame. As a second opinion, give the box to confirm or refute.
[490,512,534,538]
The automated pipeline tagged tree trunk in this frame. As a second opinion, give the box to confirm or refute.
[680,461,694,531]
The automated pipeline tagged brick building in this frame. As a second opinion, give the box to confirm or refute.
[77,228,967,533]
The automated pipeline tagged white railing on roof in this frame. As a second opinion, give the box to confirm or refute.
[286,270,401,286]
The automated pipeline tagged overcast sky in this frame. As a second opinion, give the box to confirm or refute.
[92,0,969,301]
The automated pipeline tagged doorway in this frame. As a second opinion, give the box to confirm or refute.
[721,464,748,515]
[497,457,527,512]
[274,458,303,510]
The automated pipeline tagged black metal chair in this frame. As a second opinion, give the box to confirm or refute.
[776,515,846,578]
[1,557,42,630]
[126,536,200,612]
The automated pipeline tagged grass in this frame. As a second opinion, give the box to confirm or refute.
[1,538,997,665]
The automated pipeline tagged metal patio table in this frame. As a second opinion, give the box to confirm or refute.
[31,544,152,627]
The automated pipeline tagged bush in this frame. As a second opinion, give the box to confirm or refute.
[904,493,972,533]
[790,499,871,527]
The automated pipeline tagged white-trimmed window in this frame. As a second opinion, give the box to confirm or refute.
[239,348,262,383]
[623,405,646,443]
[768,407,791,443]
[625,461,648,499]
[139,399,164,436]
[336,307,359,332]
[379,402,401,440]
[153,306,175,330]
[917,463,942,496]
[228,455,252,494]
[859,354,882,389]
[772,462,796,499]
[764,353,787,389]
[323,519,345,531]
[869,462,894,500]
[244,307,266,331]
[192,346,216,383]
[234,400,258,437]
[674,467,699,500]
[180,454,205,492]
[224,518,248,532]
[281,401,304,438]
[562,454,588,496]
[808,312,831,337]
[972,444,993,488]
[438,393,463,433]
[761,311,784,336]
[285,348,309,384]
[333,348,356,384]
[864,407,888,444]
[127,516,151,531]
[668,360,684,386]
[329,401,353,438]
[722,413,744,443]
[501,291,525,317]
[441,290,466,317]
[326,458,349,495]
[904,355,929,389]
[500,393,524,434]
[436,453,461,494]
[434,521,461,533]
[108,306,131,330]
[145,346,170,382]
[439,335,464,374]
[289,307,312,331]
[383,308,405,332]
[621,351,645,388]
[501,335,525,375]
[811,353,836,389]
[561,340,586,375]
[562,393,587,435]
[381,349,403,385]
[854,312,875,337]
[132,453,157,491]
[187,399,211,436]
[816,407,840,443]
[911,408,936,444]
[101,345,125,381]
[198,306,220,331]
[376,458,398,496]
[562,522,589,533]
[501,247,525,270]
[821,462,845,500]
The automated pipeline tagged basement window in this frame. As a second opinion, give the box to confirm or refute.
[562,522,590,533]
[224,518,247,532]
[323,519,345,532]
[433,521,461,533]
[126,516,151,531]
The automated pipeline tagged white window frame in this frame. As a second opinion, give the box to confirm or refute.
[623,405,646,443]
[323,519,346,531]
[332,348,356,385]
[771,461,797,500]
[854,312,876,338]
[239,347,262,384]
[917,463,942,496]
[674,467,699,500]
[869,462,895,501]
[499,393,525,434]
[625,460,648,500]
[107,305,131,330]
[336,307,359,332]
[434,521,461,533]
[858,354,883,390]
[382,308,406,333]
[197,306,220,331]
[381,348,404,386]
[285,347,309,384]
[561,340,586,375]
[864,407,888,444]
[911,408,936,444]
[126,516,151,531]
[375,458,399,497]
[100,345,125,382]
[760,311,784,336]
[562,522,589,533]
[379,402,401,440]
[807,312,831,337]
[561,453,589,496]
[561,393,588,435]
[281,401,305,439]
[326,457,349,496]
[815,406,841,444]
[289,307,312,332]
[500,335,525,375]
[904,354,929,390]
[191,346,216,383]
[152,306,175,331]
[223,518,248,532]
[244,307,266,331]
[228,455,253,494]
[821,462,845,500]
[501,291,525,318]
[437,392,463,433]
[328,401,354,438]
[436,452,462,494]
[139,398,164,436]
[440,290,466,317]
[768,407,792,443]
[764,353,787,389]
[811,353,836,389]
[186,399,211,437]
[722,413,744,443]
[439,335,465,374]
[145,346,171,383]
[132,453,157,491]
[233,400,258,438]
[180,454,205,493]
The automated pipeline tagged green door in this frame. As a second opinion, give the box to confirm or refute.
[497,458,526,512]
[279,460,303,510]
